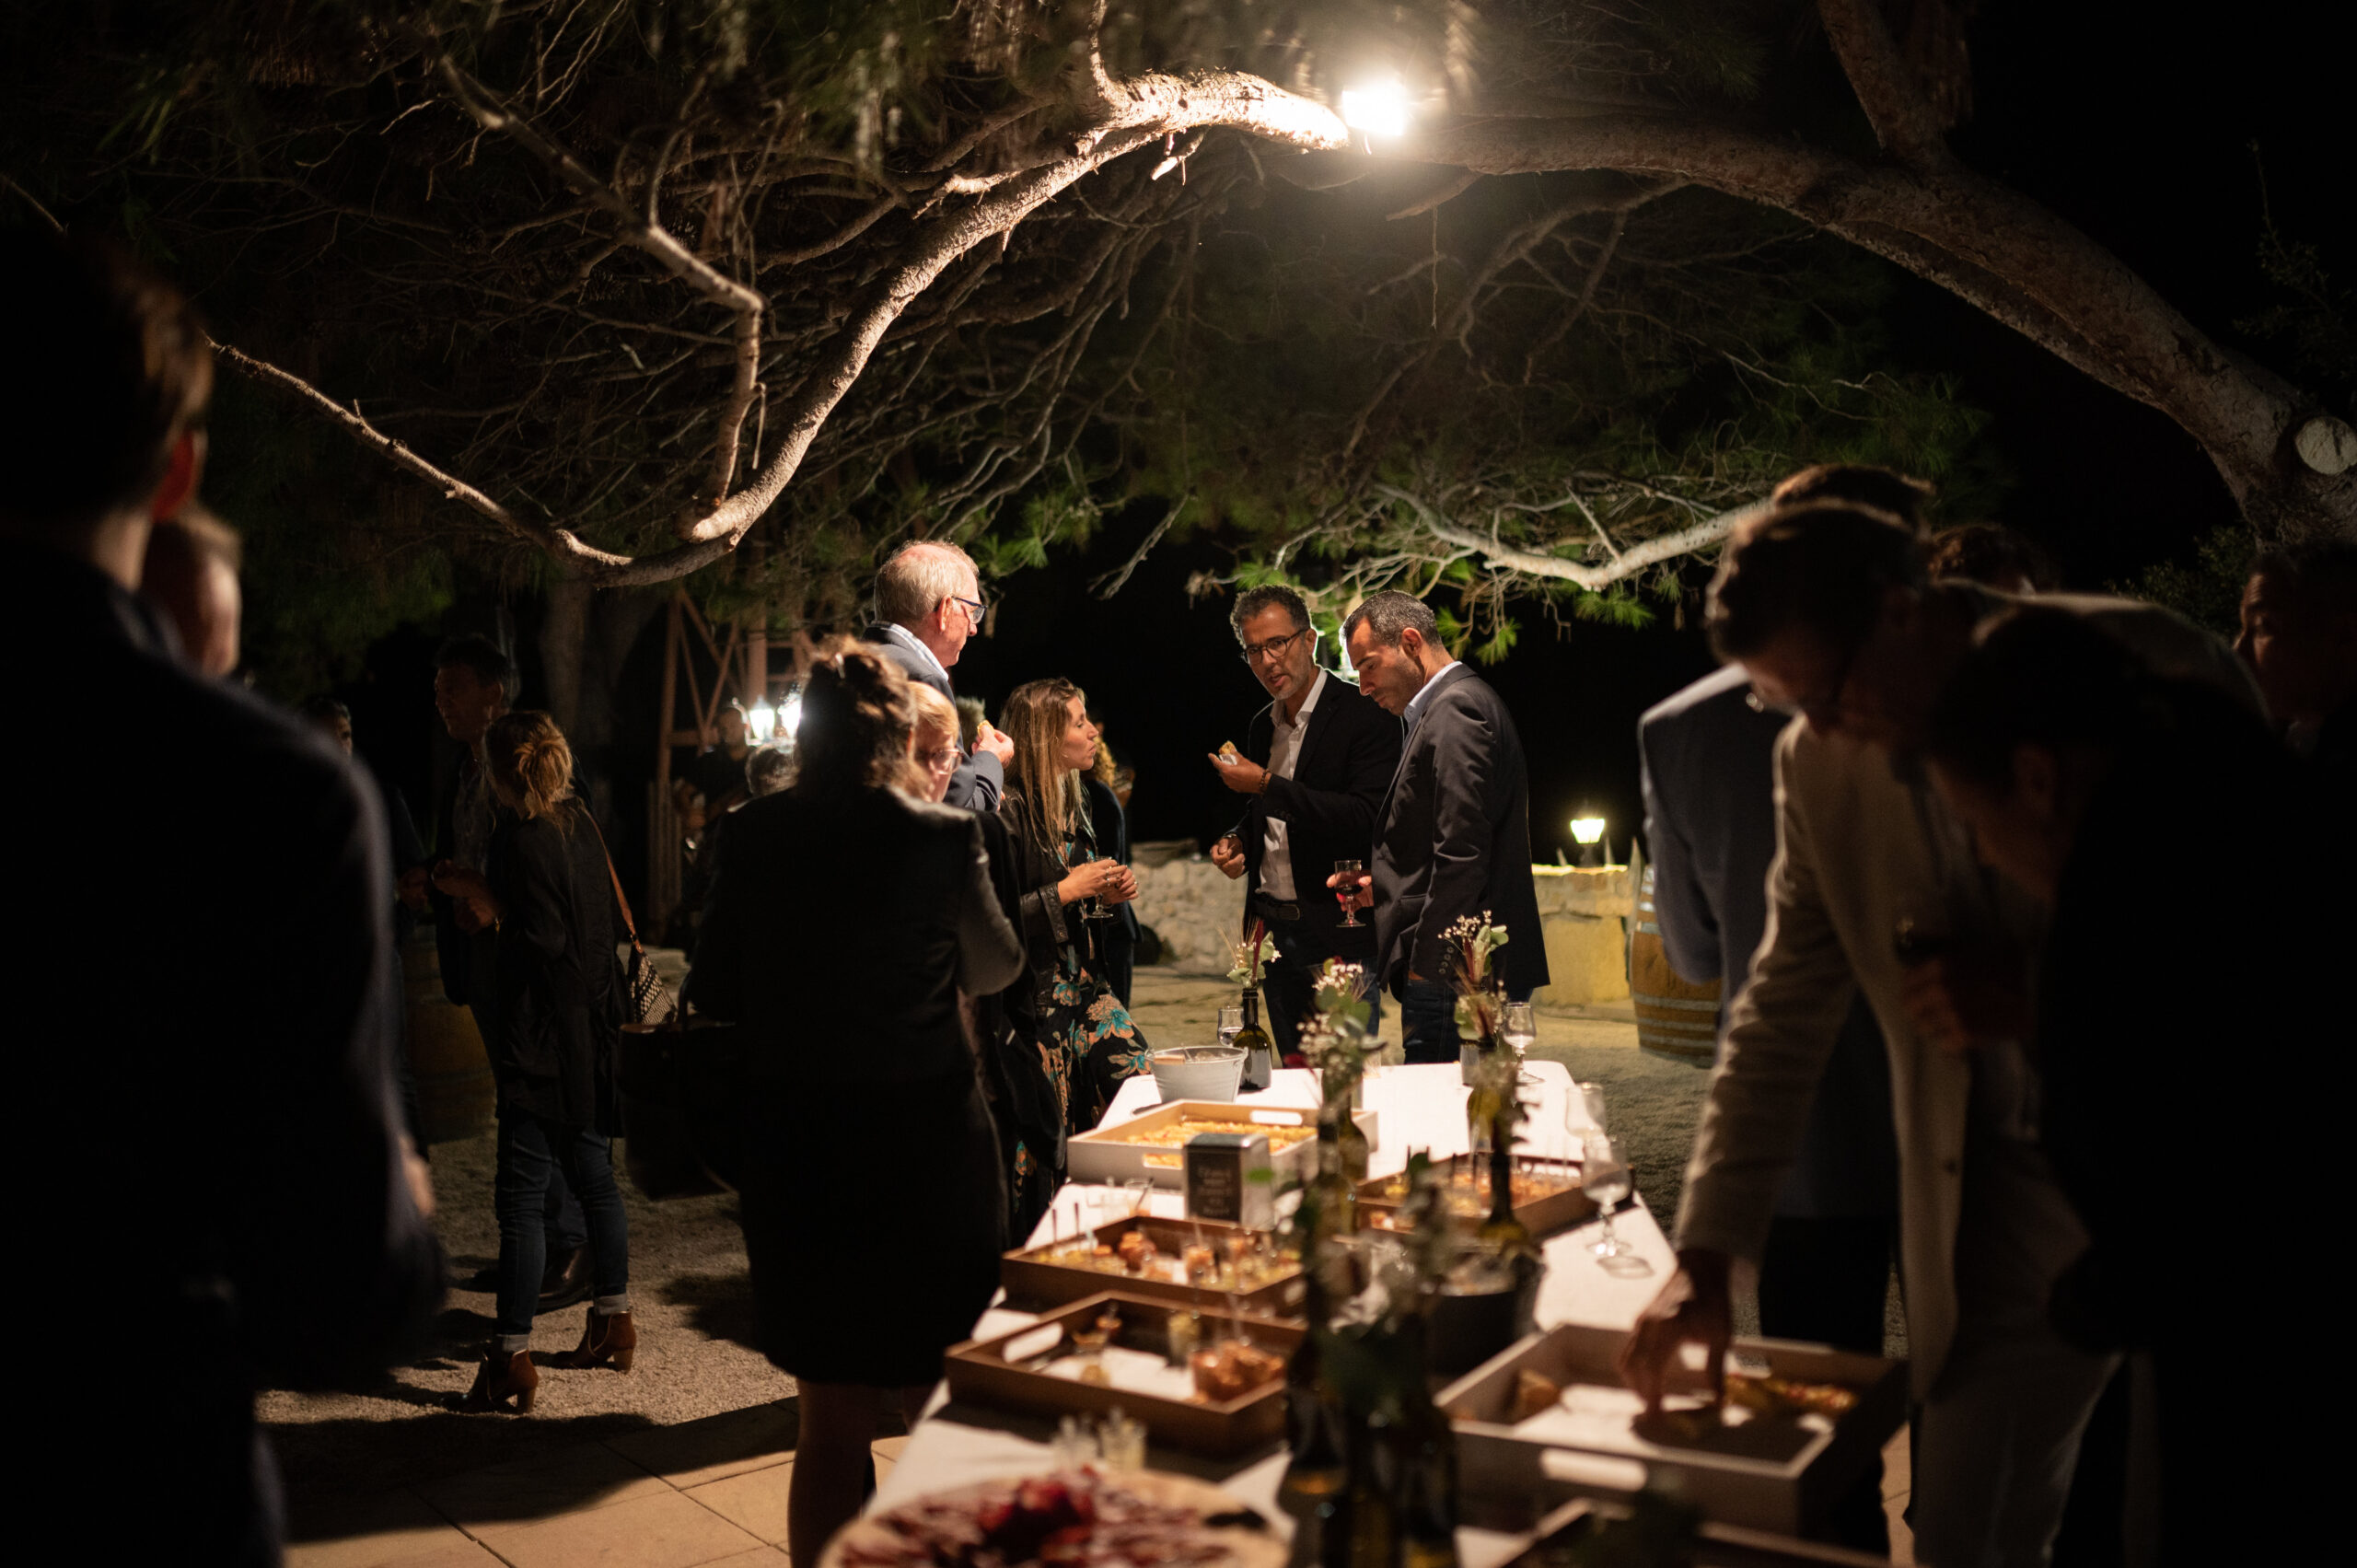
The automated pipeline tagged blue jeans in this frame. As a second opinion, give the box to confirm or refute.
[1398,979,1460,1065]
[1398,977,1530,1064]
[471,1001,586,1251]
[1260,923,1383,1056]
[494,1111,630,1345]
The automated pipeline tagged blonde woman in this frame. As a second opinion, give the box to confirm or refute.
[438,711,635,1413]
[999,678,1152,1137]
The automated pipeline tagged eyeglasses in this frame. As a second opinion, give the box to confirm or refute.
[1238,628,1309,666]
[1746,633,1864,724]
[952,595,988,627]
[923,745,961,772]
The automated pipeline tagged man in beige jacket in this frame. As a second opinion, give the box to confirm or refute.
[1620,502,2255,1566]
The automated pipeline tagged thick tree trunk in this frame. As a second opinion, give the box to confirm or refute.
[1408,113,2355,540]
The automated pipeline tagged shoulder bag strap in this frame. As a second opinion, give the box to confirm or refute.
[579,807,641,950]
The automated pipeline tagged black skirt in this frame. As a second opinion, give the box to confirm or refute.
[737,1068,1007,1387]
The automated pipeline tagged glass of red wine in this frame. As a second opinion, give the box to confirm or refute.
[1333,859,1364,928]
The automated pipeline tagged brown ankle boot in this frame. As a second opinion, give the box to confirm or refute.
[458,1347,538,1413]
[552,1309,636,1372]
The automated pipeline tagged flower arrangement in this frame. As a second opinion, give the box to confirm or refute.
[1442,912,1509,1047]
[1301,958,1375,1108]
[1226,917,1274,989]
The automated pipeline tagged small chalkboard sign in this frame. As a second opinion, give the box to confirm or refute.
[1184,1131,1273,1228]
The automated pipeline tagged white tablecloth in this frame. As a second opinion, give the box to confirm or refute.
[871,1062,1678,1553]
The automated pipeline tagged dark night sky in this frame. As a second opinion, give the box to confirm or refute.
[344,5,2341,883]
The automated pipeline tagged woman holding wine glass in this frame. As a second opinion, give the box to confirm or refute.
[999,678,1155,1135]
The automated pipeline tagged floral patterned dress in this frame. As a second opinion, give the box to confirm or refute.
[1002,796,1154,1148]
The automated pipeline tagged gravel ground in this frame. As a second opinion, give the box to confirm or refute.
[262,965,1891,1517]
[260,1130,788,1508]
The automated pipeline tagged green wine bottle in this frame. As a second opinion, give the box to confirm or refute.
[1237,989,1274,1092]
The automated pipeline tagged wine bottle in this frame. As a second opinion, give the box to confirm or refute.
[1396,1321,1461,1568]
[1236,989,1275,1092]
[1477,1101,1533,1256]
[1337,1096,1371,1184]
[1345,1411,1399,1568]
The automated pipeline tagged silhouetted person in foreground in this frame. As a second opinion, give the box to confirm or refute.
[1923,607,2340,1563]
[2,230,439,1565]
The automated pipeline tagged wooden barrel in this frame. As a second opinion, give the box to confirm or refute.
[1628,865,1723,1068]
[404,924,496,1145]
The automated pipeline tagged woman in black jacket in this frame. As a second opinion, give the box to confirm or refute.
[440,711,635,1413]
[687,643,1023,1566]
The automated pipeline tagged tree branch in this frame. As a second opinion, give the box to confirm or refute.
[1375,482,1771,590]
[437,58,764,512]
[1815,0,1950,167]
[1410,110,2309,521]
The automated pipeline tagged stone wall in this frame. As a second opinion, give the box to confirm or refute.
[1131,852,1246,972]
[1529,865,1633,1011]
[1132,849,1636,1012]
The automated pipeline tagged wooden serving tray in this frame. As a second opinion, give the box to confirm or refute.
[1001,1214,1307,1318]
[1067,1099,1378,1190]
[1356,1155,1596,1238]
[1438,1323,1907,1538]
[944,1291,1304,1458]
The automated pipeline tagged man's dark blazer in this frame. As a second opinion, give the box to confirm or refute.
[861,622,1004,811]
[1371,664,1549,996]
[1638,664,1895,1218]
[1231,669,1401,956]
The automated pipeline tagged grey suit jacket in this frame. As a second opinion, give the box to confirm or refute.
[861,623,1004,812]
[1371,664,1550,996]
[1676,587,2259,1394]
[1640,665,1896,1219]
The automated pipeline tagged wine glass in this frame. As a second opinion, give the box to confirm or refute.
[1217,1005,1244,1051]
[1581,1133,1650,1276]
[1503,1001,1540,1087]
[1577,1079,1608,1133]
[1333,860,1365,928]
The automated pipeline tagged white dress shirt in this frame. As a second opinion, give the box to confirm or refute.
[881,621,952,689]
[1399,659,1462,735]
[1256,668,1328,902]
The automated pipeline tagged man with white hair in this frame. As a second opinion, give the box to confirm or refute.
[862,540,1014,810]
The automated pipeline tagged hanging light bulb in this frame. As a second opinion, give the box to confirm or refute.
[747,696,777,742]
[778,686,804,749]
[1340,77,1411,139]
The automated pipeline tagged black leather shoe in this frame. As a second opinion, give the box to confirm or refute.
[537,1246,592,1314]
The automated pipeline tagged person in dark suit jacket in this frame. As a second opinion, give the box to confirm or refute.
[1640,663,1898,1552]
[1336,591,1548,1063]
[860,540,1015,810]
[6,228,440,1567]
[1208,586,1401,1052]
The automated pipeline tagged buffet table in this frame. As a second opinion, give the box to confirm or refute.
[870,1062,1680,1568]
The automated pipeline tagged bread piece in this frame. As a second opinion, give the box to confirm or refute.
[1217,741,1241,762]
[1510,1368,1563,1422]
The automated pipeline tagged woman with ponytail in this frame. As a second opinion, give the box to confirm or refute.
[686,640,1023,1566]
[439,711,636,1414]
[998,678,1153,1142]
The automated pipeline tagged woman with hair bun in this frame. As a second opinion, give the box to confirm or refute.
[686,640,1023,1566]
[437,710,636,1413]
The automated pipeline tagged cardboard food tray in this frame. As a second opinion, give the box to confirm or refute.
[944,1291,1303,1458]
[1439,1323,1906,1538]
[1001,1214,1309,1317]
[1356,1155,1596,1237]
[1067,1098,1379,1190]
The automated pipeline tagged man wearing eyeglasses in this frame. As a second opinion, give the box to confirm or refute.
[1621,488,2257,1567]
[1208,585,1399,1056]
[864,540,1014,810]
